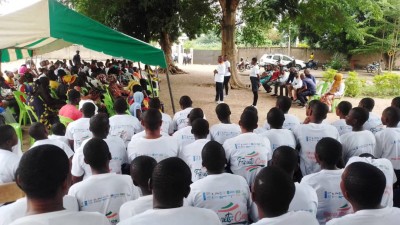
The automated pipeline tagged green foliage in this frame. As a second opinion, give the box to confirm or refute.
[183,33,221,50]
[372,72,400,96]
[345,71,365,97]
[326,53,349,70]
[237,25,268,47]
[321,68,337,82]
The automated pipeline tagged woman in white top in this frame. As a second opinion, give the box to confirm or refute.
[320,73,345,111]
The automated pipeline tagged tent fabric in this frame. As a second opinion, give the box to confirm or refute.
[1,49,32,63]
[0,0,167,68]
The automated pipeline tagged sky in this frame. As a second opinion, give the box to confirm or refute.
[0,0,40,15]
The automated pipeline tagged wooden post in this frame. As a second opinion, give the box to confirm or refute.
[166,70,176,114]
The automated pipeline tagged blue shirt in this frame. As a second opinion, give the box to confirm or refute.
[303,78,316,92]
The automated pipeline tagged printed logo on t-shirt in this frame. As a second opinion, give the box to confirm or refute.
[324,191,345,199]
[106,210,118,225]
[323,203,352,220]
[218,202,247,224]
[234,143,264,149]
[216,131,240,137]
[193,169,208,179]
[305,136,322,142]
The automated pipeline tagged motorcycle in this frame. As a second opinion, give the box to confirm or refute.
[366,61,382,74]
[237,58,251,72]
[306,60,318,70]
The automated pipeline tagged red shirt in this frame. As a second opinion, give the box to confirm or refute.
[59,104,82,121]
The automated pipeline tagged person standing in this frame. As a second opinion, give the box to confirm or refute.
[223,55,231,96]
[213,56,225,104]
[73,50,81,67]
[249,57,260,107]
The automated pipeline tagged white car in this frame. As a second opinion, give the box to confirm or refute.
[259,54,306,70]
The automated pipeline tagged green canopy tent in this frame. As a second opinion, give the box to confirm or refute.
[0,0,176,112]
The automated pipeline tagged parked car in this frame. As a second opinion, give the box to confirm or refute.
[259,54,306,70]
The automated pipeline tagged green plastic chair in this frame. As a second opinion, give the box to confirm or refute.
[13,91,29,125]
[50,89,59,99]
[311,82,331,101]
[59,115,74,127]
[9,123,23,148]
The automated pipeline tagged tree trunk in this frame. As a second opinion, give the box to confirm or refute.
[159,31,186,74]
[219,0,246,89]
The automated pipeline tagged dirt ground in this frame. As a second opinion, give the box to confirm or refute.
[158,64,394,126]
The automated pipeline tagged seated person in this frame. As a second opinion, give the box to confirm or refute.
[331,101,353,135]
[320,73,345,111]
[297,73,316,107]
[209,103,241,144]
[48,122,70,147]
[359,98,384,133]
[59,89,83,121]
[286,72,303,102]
[0,125,20,185]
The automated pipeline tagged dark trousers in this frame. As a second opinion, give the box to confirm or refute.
[253,91,258,106]
[223,76,231,95]
[274,82,287,96]
[298,90,316,104]
[215,82,224,101]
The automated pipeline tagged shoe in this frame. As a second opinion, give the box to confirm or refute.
[219,101,224,104]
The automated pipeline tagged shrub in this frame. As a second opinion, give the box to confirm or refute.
[345,71,365,97]
[321,68,337,82]
[326,52,349,70]
[373,72,400,96]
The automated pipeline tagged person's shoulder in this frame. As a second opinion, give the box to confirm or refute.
[301,171,322,184]
[162,112,172,120]
[290,211,319,224]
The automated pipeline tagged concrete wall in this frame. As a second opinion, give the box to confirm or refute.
[193,50,221,65]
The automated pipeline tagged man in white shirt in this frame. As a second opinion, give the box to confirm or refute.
[264,96,300,131]
[251,166,319,225]
[172,95,193,131]
[128,109,178,162]
[117,157,221,225]
[48,123,71,147]
[214,55,226,104]
[179,118,210,182]
[301,138,352,225]
[109,98,142,146]
[29,122,74,159]
[331,101,353,136]
[10,145,109,225]
[223,109,272,186]
[327,162,400,225]
[340,107,376,163]
[66,102,95,150]
[260,107,296,151]
[210,103,241,144]
[187,141,251,225]
[293,101,340,175]
[359,98,384,133]
[173,108,207,151]
[223,55,231,97]
[68,138,138,225]
[0,125,20,185]
[119,156,157,221]
[249,57,260,107]
[71,113,128,183]
[148,98,173,135]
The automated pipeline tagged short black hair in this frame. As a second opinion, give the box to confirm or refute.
[350,107,369,127]
[359,98,375,112]
[114,97,128,114]
[344,162,386,208]
[149,98,162,110]
[307,99,320,109]
[383,106,400,125]
[240,110,258,131]
[151,157,192,205]
[131,155,157,187]
[316,137,342,166]
[267,107,285,128]
[243,106,258,115]
[202,141,226,172]
[191,118,209,137]
[82,102,96,117]
[391,97,400,109]
[132,84,143,93]
[16,145,69,199]
[179,96,192,108]
[143,108,162,131]
[311,101,329,121]
[67,89,81,103]
[188,108,204,124]
[83,138,111,171]
[276,96,292,113]
[0,125,17,146]
[337,101,352,116]
[51,123,66,136]
[89,113,110,136]
[272,146,298,175]
[253,166,295,216]
[29,122,47,140]
[215,103,231,121]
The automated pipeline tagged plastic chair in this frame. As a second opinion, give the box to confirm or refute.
[59,115,74,127]
[13,91,29,125]
[310,82,331,101]
[331,86,346,113]
[9,123,23,148]
[103,97,115,116]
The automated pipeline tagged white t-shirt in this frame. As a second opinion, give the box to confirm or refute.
[68,173,139,225]
[210,123,241,144]
[109,114,142,146]
[48,134,71,147]
[362,112,384,134]
[326,207,400,225]
[186,173,250,225]
[161,112,174,135]
[301,169,352,225]
[293,123,340,175]
[249,65,260,77]
[374,127,400,169]
[340,130,376,163]
[260,129,296,151]
[251,211,319,225]
[223,132,272,185]
[173,107,193,131]
[173,126,210,152]
[179,139,209,182]
[71,136,128,179]
[117,207,221,225]
[292,77,303,89]
[0,149,20,184]
[65,117,92,150]
[215,63,226,83]
[331,119,352,136]
[289,182,318,215]
[224,61,231,76]
[346,156,395,207]
[253,127,267,134]
[9,210,109,225]
[263,114,301,131]
[30,139,74,159]
[119,195,153,221]
[127,135,178,162]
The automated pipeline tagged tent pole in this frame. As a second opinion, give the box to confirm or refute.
[166,70,176,114]
[0,50,2,76]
